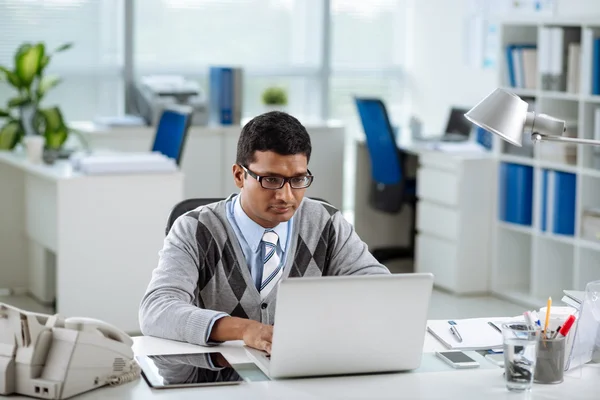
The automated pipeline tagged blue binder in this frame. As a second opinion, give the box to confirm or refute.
[499,163,534,226]
[593,38,600,96]
[540,170,576,236]
[209,67,234,125]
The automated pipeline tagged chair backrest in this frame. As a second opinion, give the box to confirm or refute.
[355,97,406,214]
[354,98,403,185]
[151,105,192,165]
[165,198,223,236]
[165,197,331,236]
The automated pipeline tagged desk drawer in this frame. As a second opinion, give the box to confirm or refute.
[417,167,460,206]
[417,201,459,241]
[416,234,457,292]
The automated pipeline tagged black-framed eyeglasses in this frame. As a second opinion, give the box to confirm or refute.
[240,165,314,190]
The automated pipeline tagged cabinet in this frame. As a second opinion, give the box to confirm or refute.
[415,152,494,294]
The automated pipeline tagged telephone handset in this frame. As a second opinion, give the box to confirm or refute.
[0,302,140,399]
[64,317,133,346]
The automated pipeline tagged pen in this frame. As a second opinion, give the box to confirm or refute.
[448,321,463,342]
[523,311,535,329]
[450,325,463,342]
[532,311,541,327]
[488,321,502,333]
[558,315,576,337]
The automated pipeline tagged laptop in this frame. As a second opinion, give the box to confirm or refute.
[245,273,434,379]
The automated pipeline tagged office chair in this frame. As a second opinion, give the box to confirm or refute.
[165,197,332,236]
[354,97,417,264]
[151,105,193,166]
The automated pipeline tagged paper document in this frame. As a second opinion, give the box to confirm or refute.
[70,151,177,175]
[427,318,514,350]
[424,141,488,153]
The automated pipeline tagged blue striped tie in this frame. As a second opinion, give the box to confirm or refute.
[260,230,282,299]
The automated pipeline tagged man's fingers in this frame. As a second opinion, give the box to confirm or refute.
[264,325,274,341]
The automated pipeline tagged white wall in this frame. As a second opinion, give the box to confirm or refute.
[409,0,600,134]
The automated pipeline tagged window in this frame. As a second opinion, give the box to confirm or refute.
[134,0,323,120]
[0,0,409,124]
[330,0,409,136]
[0,0,124,121]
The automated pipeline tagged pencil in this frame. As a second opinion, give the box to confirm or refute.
[544,297,552,336]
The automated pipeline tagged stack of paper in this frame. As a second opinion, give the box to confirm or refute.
[71,152,177,175]
[427,318,509,350]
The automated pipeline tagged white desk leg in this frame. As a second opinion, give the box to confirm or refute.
[0,162,27,292]
[27,241,56,305]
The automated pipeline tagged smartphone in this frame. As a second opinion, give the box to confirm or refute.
[435,351,480,369]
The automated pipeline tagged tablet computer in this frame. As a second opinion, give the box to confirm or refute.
[136,352,245,389]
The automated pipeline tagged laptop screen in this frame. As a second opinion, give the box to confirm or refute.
[444,107,472,137]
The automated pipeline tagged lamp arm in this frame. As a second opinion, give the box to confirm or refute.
[531,132,600,146]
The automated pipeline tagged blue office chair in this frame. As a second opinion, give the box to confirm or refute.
[151,106,192,165]
[354,97,417,263]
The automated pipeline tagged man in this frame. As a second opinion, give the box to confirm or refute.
[139,111,389,355]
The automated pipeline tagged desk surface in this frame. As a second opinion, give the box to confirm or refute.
[0,151,83,181]
[50,320,600,400]
[0,150,182,182]
[356,135,493,160]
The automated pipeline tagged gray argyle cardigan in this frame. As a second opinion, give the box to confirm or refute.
[139,194,389,346]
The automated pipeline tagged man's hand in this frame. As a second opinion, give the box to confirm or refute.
[209,317,273,353]
[242,320,273,354]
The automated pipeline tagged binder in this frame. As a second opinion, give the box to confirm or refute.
[541,170,576,236]
[499,163,534,226]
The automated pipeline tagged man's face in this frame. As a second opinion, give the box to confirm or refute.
[233,151,309,228]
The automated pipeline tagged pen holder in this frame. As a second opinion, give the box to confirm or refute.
[534,336,565,384]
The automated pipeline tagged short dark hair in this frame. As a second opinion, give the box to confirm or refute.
[236,111,312,166]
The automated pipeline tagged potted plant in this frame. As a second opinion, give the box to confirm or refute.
[261,86,288,113]
[0,41,73,161]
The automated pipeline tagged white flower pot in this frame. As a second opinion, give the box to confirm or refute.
[22,135,45,164]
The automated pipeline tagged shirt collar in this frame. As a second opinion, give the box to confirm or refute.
[233,195,288,253]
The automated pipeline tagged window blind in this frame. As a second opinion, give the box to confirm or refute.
[0,0,124,121]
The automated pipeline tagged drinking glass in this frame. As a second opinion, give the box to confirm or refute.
[502,323,540,392]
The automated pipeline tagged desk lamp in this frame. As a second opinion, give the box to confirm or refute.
[465,88,600,147]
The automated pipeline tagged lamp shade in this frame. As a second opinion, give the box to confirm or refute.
[464,88,529,147]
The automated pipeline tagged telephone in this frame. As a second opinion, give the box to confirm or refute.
[0,302,140,399]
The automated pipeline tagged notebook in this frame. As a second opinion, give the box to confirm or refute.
[427,318,509,351]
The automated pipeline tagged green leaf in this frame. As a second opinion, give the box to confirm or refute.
[0,66,21,88]
[0,120,24,150]
[53,43,73,53]
[38,55,50,76]
[8,96,32,108]
[37,75,61,99]
[39,107,68,150]
[0,109,9,118]
[15,43,44,88]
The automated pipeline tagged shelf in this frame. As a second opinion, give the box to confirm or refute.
[583,95,600,104]
[537,160,578,174]
[497,220,534,235]
[581,168,600,178]
[493,289,547,309]
[578,239,600,252]
[539,232,576,246]
[499,154,535,166]
[540,91,580,101]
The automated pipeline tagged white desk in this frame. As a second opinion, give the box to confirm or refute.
[0,151,184,333]
[353,137,495,293]
[27,320,599,399]
[71,122,346,210]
